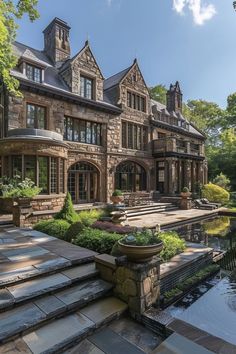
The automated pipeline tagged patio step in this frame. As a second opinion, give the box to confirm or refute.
[126,204,178,218]
[0,278,114,343]
[0,297,127,353]
[0,262,99,311]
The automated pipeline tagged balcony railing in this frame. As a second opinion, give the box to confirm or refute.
[153,137,203,157]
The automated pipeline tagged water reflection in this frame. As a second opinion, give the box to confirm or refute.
[173,216,236,251]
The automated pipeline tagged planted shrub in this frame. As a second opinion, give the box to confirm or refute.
[54,192,79,224]
[158,231,186,262]
[34,219,70,239]
[0,176,41,198]
[202,183,230,204]
[64,221,84,242]
[74,227,122,254]
[112,189,123,196]
[77,209,102,227]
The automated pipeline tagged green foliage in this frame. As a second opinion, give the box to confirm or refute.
[34,219,70,240]
[203,217,230,236]
[112,189,123,196]
[0,176,40,198]
[77,209,102,226]
[0,0,39,95]
[121,229,161,246]
[54,192,79,224]
[64,221,84,242]
[213,173,231,191]
[158,231,186,262]
[74,227,122,254]
[202,183,230,204]
[164,264,220,301]
[182,187,189,193]
[149,84,167,105]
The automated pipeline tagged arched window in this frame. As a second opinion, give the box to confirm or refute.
[115,161,147,192]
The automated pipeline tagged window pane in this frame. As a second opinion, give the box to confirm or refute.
[80,120,86,142]
[122,122,126,148]
[26,65,34,81]
[24,156,36,183]
[91,123,97,144]
[67,117,73,141]
[12,156,22,178]
[80,76,85,97]
[27,104,36,128]
[127,92,132,107]
[37,106,46,129]
[38,157,48,194]
[50,157,57,193]
[86,78,92,99]
[59,159,64,193]
[74,120,79,141]
[128,123,133,149]
[34,68,41,83]
[86,122,91,143]
[97,124,101,146]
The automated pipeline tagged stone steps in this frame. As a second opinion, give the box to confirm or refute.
[126,204,178,218]
[0,278,114,343]
[0,262,99,311]
[0,297,128,354]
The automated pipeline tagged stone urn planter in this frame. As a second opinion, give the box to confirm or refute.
[118,240,163,263]
[180,192,191,199]
[111,210,127,224]
[110,195,124,205]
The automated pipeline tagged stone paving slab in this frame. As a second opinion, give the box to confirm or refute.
[63,339,105,354]
[0,289,14,309]
[23,313,95,354]
[0,338,32,354]
[0,303,46,341]
[80,297,127,327]
[56,279,113,309]
[109,317,162,353]
[61,263,98,281]
[0,265,40,286]
[34,295,66,317]
[33,256,71,271]
[152,333,214,354]
[7,273,71,303]
[89,328,145,354]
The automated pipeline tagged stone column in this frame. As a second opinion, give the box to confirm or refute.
[199,161,204,185]
[167,159,177,195]
[164,161,169,194]
[203,160,208,185]
[191,161,196,192]
[184,160,192,190]
[95,254,160,316]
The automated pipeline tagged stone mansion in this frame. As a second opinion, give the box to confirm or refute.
[0,17,207,207]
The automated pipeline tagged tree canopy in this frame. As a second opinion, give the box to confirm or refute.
[149,84,167,105]
[0,0,39,95]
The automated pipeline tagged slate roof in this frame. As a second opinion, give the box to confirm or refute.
[104,66,131,91]
[151,99,205,139]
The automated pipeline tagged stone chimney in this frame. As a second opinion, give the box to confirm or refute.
[166,81,182,113]
[43,18,71,66]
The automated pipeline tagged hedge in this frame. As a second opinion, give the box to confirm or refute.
[202,183,230,204]
[33,219,70,239]
[158,231,186,262]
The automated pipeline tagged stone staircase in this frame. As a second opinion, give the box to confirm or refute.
[0,227,128,353]
[125,202,178,219]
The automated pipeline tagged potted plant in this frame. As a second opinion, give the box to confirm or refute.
[2,178,41,207]
[118,229,163,263]
[110,189,124,205]
[180,187,191,199]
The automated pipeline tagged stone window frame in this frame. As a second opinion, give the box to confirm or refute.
[24,101,49,130]
[21,60,45,83]
[126,89,147,113]
[121,120,148,151]
[79,70,97,100]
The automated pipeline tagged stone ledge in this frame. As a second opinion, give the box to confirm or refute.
[95,254,117,270]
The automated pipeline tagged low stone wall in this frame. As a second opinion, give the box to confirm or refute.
[160,246,213,294]
[160,196,181,206]
[31,195,66,212]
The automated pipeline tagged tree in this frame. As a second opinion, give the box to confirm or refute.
[0,0,39,95]
[149,84,167,105]
[213,173,231,191]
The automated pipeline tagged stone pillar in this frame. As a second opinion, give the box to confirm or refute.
[164,161,169,194]
[191,161,196,192]
[203,160,208,185]
[167,159,177,195]
[95,254,160,316]
[12,204,33,227]
[199,161,204,185]
[185,160,192,190]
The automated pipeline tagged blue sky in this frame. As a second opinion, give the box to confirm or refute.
[16,0,236,108]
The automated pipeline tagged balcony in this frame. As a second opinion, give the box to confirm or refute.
[152,137,204,159]
[7,128,63,141]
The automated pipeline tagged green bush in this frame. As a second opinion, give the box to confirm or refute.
[0,177,41,198]
[74,227,122,254]
[34,219,70,239]
[158,231,186,262]
[112,189,123,196]
[213,173,231,191]
[77,209,102,227]
[164,288,183,300]
[202,183,230,204]
[54,192,79,224]
[64,221,84,242]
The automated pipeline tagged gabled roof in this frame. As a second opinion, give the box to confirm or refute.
[104,66,132,91]
[13,41,53,66]
[59,40,104,79]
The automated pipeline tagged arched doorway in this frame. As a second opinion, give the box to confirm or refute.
[68,162,99,203]
[115,161,147,192]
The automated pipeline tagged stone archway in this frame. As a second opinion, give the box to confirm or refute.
[68,161,100,203]
[115,160,147,192]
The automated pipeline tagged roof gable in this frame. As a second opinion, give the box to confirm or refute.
[120,59,149,94]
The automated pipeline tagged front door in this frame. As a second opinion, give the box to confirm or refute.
[68,162,99,204]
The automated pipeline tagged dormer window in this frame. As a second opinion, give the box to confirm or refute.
[80,75,94,99]
[127,90,146,112]
[26,64,42,83]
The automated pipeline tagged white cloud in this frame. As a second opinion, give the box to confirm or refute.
[173,0,216,25]
[106,0,113,6]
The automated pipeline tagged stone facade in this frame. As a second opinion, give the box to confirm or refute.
[0,17,207,211]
